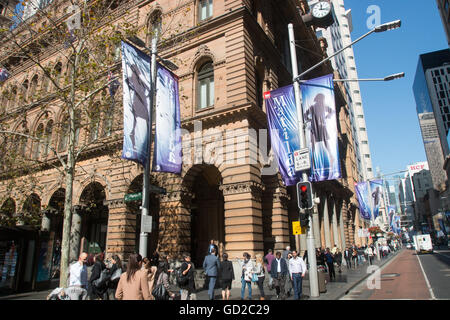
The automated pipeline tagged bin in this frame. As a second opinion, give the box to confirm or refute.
[317,270,327,293]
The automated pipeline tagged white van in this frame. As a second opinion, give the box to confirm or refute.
[413,234,433,254]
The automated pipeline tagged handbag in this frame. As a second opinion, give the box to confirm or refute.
[110,267,122,281]
[93,269,110,287]
[251,273,258,282]
[152,274,169,300]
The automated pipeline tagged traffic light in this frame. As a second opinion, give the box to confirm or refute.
[297,181,313,210]
[299,213,310,228]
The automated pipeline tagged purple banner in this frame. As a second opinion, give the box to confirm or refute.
[152,62,182,174]
[264,85,302,186]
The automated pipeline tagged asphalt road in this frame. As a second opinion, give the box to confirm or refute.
[416,248,450,299]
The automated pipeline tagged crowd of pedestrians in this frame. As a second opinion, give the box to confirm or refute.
[48,238,400,300]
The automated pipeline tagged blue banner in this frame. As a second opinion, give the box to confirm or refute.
[121,41,151,165]
[300,74,341,181]
[369,179,383,219]
[153,63,182,174]
[355,182,371,220]
[388,205,396,226]
[264,85,302,186]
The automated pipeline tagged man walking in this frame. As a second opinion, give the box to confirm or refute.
[66,252,88,300]
[270,252,288,300]
[264,249,275,289]
[288,250,307,300]
[203,247,220,300]
[344,247,352,270]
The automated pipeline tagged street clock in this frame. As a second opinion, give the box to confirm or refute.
[302,0,335,29]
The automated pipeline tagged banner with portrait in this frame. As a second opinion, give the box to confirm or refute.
[300,74,341,181]
[121,41,151,165]
[264,85,302,186]
[355,182,371,220]
[153,62,182,174]
[369,179,383,219]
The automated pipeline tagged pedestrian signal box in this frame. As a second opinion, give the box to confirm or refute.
[297,181,313,210]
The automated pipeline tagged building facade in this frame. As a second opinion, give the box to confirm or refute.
[436,0,450,46]
[0,0,368,292]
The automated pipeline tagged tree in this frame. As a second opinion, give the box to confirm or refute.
[0,0,195,288]
[0,0,138,288]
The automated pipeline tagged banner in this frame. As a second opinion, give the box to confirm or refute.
[121,41,151,165]
[387,205,396,226]
[300,74,341,181]
[264,85,302,186]
[355,182,371,220]
[369,179,383,219]
[153,62,182,174]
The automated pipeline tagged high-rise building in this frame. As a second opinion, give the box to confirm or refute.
[307,0,373,182]
[0,0,20,29]
[436,0,450,46]
[413,49,450,191]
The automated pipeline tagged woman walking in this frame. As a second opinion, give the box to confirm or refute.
[115,253,151,300]
[180,253,196,300]
[154,261,176,300]
[105,255,122,300]
[88,253,106,300]
[218,253,234,300]
[144,258,158,299]
[237,252,254,300]
[254,254,266,300]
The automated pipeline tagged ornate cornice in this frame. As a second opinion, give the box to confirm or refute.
[219,181,265,196]
[159,188,193,203]
[104,198,126,209]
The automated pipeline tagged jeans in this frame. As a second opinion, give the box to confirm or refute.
[208,276,217,300]
[291,273,303,300]
[65,286,88,300]
[345,258,351,269]
[256,276,265,298]
[241,278,252,299]
[273,273,286,299]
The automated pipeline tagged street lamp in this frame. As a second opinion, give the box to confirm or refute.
[126,34,178,258]
[287,19,401,295]
[293,20,402,83]
[332,72,405,82]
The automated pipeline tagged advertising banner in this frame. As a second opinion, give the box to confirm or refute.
[121,41,151,165]
[369,179,383,219]
[387,205,396,226]
[264,85,302,186]
[153,62,182,174]
[355,182,371,220]
[300,74,341,181]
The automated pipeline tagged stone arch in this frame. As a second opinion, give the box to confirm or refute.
[43,182,66,208]
[1,197,16,217]
[75,175,111,205]
[189,45,216,75]
[30,109,54,133]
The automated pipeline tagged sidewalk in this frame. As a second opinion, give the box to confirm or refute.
[0,249,402,301]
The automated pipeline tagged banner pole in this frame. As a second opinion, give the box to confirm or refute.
[288,23,319,298]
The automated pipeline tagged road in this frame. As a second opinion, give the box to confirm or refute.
[340,248,450,300]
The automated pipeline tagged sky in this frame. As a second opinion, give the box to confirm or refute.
[344,0,448,177]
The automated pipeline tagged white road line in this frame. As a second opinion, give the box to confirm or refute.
[416,254,436,300]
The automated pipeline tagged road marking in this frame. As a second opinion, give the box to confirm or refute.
[416,254,436,300]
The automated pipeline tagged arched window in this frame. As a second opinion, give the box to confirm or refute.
[198,0,213,21]
[19,128,29,157]
[32,123,44,159]
[58,113,80,152]
[88,102,101,143]
[29,74,39,99]
[21,79,29,103]
[197,61,214,109]
[102,103,114,137]
[43,120,53,158]
[54,62,62,87]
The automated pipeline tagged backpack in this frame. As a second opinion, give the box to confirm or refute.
[175,266,189,286]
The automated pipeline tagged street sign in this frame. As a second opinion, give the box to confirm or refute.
[294,148,310,172]
[124,192,142,202]
[141,215,153,233]
[292,221,301,235]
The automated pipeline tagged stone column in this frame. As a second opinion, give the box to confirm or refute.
[339,202,347,250]
[322,196,332,249]
[220,181,265,259]
[272,192,290,253]
[158,189,192,259]
[69,205,84,262]
[331,199,340,249]
[313,202,321,249]
[41,209,54,232]
[105,199,136,260]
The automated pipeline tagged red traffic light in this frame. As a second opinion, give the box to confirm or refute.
[300,185,307,192]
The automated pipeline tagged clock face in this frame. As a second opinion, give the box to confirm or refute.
[312,1,331,19]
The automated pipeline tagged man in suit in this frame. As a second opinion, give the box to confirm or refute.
[203,247,220,300]
[270,251,288,300]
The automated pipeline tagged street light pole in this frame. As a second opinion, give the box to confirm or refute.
[288,23,319,298]
[367,180,381,260]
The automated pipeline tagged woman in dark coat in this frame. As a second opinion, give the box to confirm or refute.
[180,253,196,300]
[88,253,106,300]
[218,253,234,300]
[105,255,122,300]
